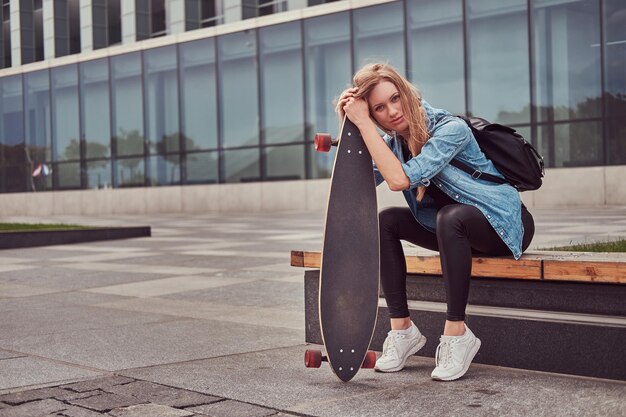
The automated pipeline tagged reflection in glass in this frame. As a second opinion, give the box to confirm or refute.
[604,0,626,119]
[407,0,464,114]
[144,45,179,154]
[304,12,351,179]
[260,22,304,145]
[80,58,111,159]
[25,70,51,162]
[534,0,601,122]
[0,75,26,192]
[218,30,259,148]
[111,52,144,156]
[353,2,405,74]
[55,161,81,188]
[186,151,219,183]
[180,38,218,151]
[86,159,111,188]
[538,121,602,167]
[147,154,180,186]
[467,0,530,124]
[607,119,626,165]
[224,148,260,183]
[116,157,145,187]
[265,145,305,180]
[51,64,80,162]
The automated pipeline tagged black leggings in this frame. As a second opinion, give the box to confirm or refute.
[379,204,534,321]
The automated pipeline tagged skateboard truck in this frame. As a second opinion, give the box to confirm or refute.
[314,133,338,153]
[304,349,377,369]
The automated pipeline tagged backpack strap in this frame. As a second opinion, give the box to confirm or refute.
[449,159,508,185]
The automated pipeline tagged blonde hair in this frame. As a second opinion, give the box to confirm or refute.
[352,63,430,200]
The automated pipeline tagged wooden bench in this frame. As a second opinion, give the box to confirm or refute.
[292,250,626,381]
[291,250,626,284]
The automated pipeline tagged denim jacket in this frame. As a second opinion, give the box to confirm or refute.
[374,100,524,259]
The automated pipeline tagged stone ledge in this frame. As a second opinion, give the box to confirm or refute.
[0,226,151,250]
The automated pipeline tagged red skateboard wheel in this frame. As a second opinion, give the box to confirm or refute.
[314,133,332,153]
[305,349,322,368]
[361,351,377,369]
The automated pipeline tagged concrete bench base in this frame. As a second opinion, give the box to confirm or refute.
[304,270,626,381]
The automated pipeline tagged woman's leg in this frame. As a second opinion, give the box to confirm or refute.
[436,204,535,333]
[376,207,436,372]
[379,206,438,329]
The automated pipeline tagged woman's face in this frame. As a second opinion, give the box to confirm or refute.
[367,80,409,136]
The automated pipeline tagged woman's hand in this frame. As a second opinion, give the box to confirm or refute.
[335,87,358,120]
[337,87,372,128]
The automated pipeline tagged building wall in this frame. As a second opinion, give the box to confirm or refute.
[0,0,624,214]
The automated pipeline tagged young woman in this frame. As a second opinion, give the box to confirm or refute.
[335,63,534,381]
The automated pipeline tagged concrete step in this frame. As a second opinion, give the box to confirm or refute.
[304,270,626,381]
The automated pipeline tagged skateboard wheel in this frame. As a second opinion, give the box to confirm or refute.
[362,351,377,369]
[305,349,322,368]
[314,133,332,153]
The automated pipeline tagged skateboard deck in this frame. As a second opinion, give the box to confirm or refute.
[307,117,380,382]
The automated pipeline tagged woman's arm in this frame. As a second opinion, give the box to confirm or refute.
[342,96,410,191]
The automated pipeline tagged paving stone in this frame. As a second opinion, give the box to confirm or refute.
[188,400,278,417]
[68,392,145,412]
[108,404,194,417]
[0,398,67,417]
[48,404,104,417]
[61,376,135,393]
[0,387,70,405]
[0,357,103,391]
[105,380,220,408]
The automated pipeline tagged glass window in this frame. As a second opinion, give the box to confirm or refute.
[538,121,603,167]
[93,0,107,49]
[151,0,166,36]
[147,154,180,186]
[353,2,405,75]
[115,156,144,187]
[607,119,626,165]
[304,12,351,179]
[407,0,464,114]
[224,148,260,183]
[467,0,530,124]
[186,151,218,183]
[180,38,218,151]
[51,64,80,162]
[217,30,259,148]
[260,22,304,146]
[604,0,626,119]
[144,45,179,154]
[80,58,111,159]
[108,0,121,45]
[24,70,50,156]
[265,145,305,180]
[55,161,81,189]
[86,159,111,189]
[534,0,601,122]
[111,52,144,156]
[0,75,26,192]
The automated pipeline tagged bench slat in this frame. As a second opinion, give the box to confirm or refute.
[290,250,626,284]
[291,251,541,279]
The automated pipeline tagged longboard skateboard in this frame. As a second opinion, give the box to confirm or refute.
[304,116,380,382]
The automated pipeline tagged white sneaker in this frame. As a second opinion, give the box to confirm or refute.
[375,322,427,372]
[431,324,481,381]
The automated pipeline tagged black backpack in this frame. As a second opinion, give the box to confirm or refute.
[450,116,545,191]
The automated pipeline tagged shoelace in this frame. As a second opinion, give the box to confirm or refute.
[381,332,403,360]
[435,339,455,368]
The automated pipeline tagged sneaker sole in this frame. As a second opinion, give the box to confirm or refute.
[374,335,427,373]
[432,338,481,381]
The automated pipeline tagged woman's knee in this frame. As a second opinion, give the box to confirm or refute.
[379,206,407,235]
[436,204,471,231]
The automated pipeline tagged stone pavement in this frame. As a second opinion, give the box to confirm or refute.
[0,207,625,416]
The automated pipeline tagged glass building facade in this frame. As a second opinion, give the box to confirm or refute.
[0,0,624,193]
